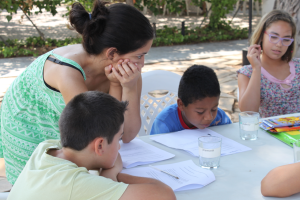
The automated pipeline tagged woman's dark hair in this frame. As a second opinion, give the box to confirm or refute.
[69,0,154,55]
[178,65,220,107]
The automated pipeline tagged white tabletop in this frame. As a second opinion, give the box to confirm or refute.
[137,122,300,200]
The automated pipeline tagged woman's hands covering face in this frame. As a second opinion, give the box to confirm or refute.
[112,59,141,89]
[105,59,141,89]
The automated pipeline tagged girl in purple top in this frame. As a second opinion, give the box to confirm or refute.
[237,10,300,118]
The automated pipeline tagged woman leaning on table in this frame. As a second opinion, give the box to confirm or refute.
[0,0,154,185]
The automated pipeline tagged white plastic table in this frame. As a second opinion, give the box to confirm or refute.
[138,121,300,200]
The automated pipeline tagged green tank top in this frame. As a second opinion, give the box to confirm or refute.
[0,50,86,185]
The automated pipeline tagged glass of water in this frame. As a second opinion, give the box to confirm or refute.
[239,111,260,140]
[293,140,300,163]
[198,136,222,169]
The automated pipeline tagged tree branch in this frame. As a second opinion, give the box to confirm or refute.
[19,6,45,40]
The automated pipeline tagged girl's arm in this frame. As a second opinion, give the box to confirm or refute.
[112,62,142,143]
[238,45,262,112]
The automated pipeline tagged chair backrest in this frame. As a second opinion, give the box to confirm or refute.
[139,70,181,136]
[0,193,9,200]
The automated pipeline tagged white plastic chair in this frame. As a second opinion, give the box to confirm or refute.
[139,70,181,136]
[0,193,9,200]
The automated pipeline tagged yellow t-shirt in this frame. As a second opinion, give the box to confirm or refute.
[8,140,128,200]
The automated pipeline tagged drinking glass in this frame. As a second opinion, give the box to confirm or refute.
[239,111,260,140]
[293,140,300,163]
[198,136,222,169]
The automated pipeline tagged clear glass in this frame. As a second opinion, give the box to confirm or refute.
[198,136,222,169]
[293,140,300,163]
[239,111,260,141]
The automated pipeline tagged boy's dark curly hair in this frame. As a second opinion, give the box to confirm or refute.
[178,65,220,107]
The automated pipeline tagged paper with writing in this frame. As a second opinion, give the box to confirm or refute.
[121,160,215,191]
[150,129,251,157]
[119,138,175,168]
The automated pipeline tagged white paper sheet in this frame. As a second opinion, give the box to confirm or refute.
[150,129,251,157]
[121,160,215,191]
[119,138,175,168]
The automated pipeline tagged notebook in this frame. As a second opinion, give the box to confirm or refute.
[260,116,300,147]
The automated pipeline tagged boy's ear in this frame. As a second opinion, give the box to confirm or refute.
[106,47,118,61]
[177,98,185,111]
[93,137,106,156]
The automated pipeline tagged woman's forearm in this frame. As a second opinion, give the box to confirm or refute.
[109,82,122,101]
[121,86,141,143]
[239,69,261,112]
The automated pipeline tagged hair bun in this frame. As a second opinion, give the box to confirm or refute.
[92,0,109,17]
[69,2,90,35]
[84,1,109,38]
[85,15,107,37]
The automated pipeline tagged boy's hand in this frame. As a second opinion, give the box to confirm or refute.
[247,44,262,71]
[112,59,141,89]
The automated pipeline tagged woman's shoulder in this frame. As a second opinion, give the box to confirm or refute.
[237,65,253,78]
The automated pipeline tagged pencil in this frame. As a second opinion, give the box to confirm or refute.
[149,165,179,179]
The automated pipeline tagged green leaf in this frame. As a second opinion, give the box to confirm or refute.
[6,15,12,22]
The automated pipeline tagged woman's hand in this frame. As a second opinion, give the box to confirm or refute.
[112,59,141,89]
[105,59,124,86]
[247,44,262,70]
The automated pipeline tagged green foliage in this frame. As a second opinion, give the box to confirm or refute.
[152,23,248,46]
[191,0,237,29]
[0,24,247,58]
[0,37,82,58]
[0,0,61,22]
[63,0,94,17]
[134,0,185,15]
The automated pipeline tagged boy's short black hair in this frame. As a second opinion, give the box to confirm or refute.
[178,65,220,107]
[59,91,128,151]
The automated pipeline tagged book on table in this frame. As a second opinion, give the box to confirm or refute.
[260,116,300,147]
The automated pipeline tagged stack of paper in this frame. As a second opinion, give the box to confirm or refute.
[151,129,251,157]
[119,138,175,168]
[122,160,215,191]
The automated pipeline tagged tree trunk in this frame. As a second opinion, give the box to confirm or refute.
[126,0,134,7]
[275,0,300,58]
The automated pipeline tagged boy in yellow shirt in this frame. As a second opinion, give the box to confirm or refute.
[8,91,175,200]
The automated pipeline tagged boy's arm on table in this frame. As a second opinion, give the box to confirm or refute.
[101,153,176,200]
[117,173,176,200]
[150,119,171,135]
[100,154,123,182]
[261,162,300,197]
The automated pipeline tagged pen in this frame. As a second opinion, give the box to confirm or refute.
[149,165,179,179]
